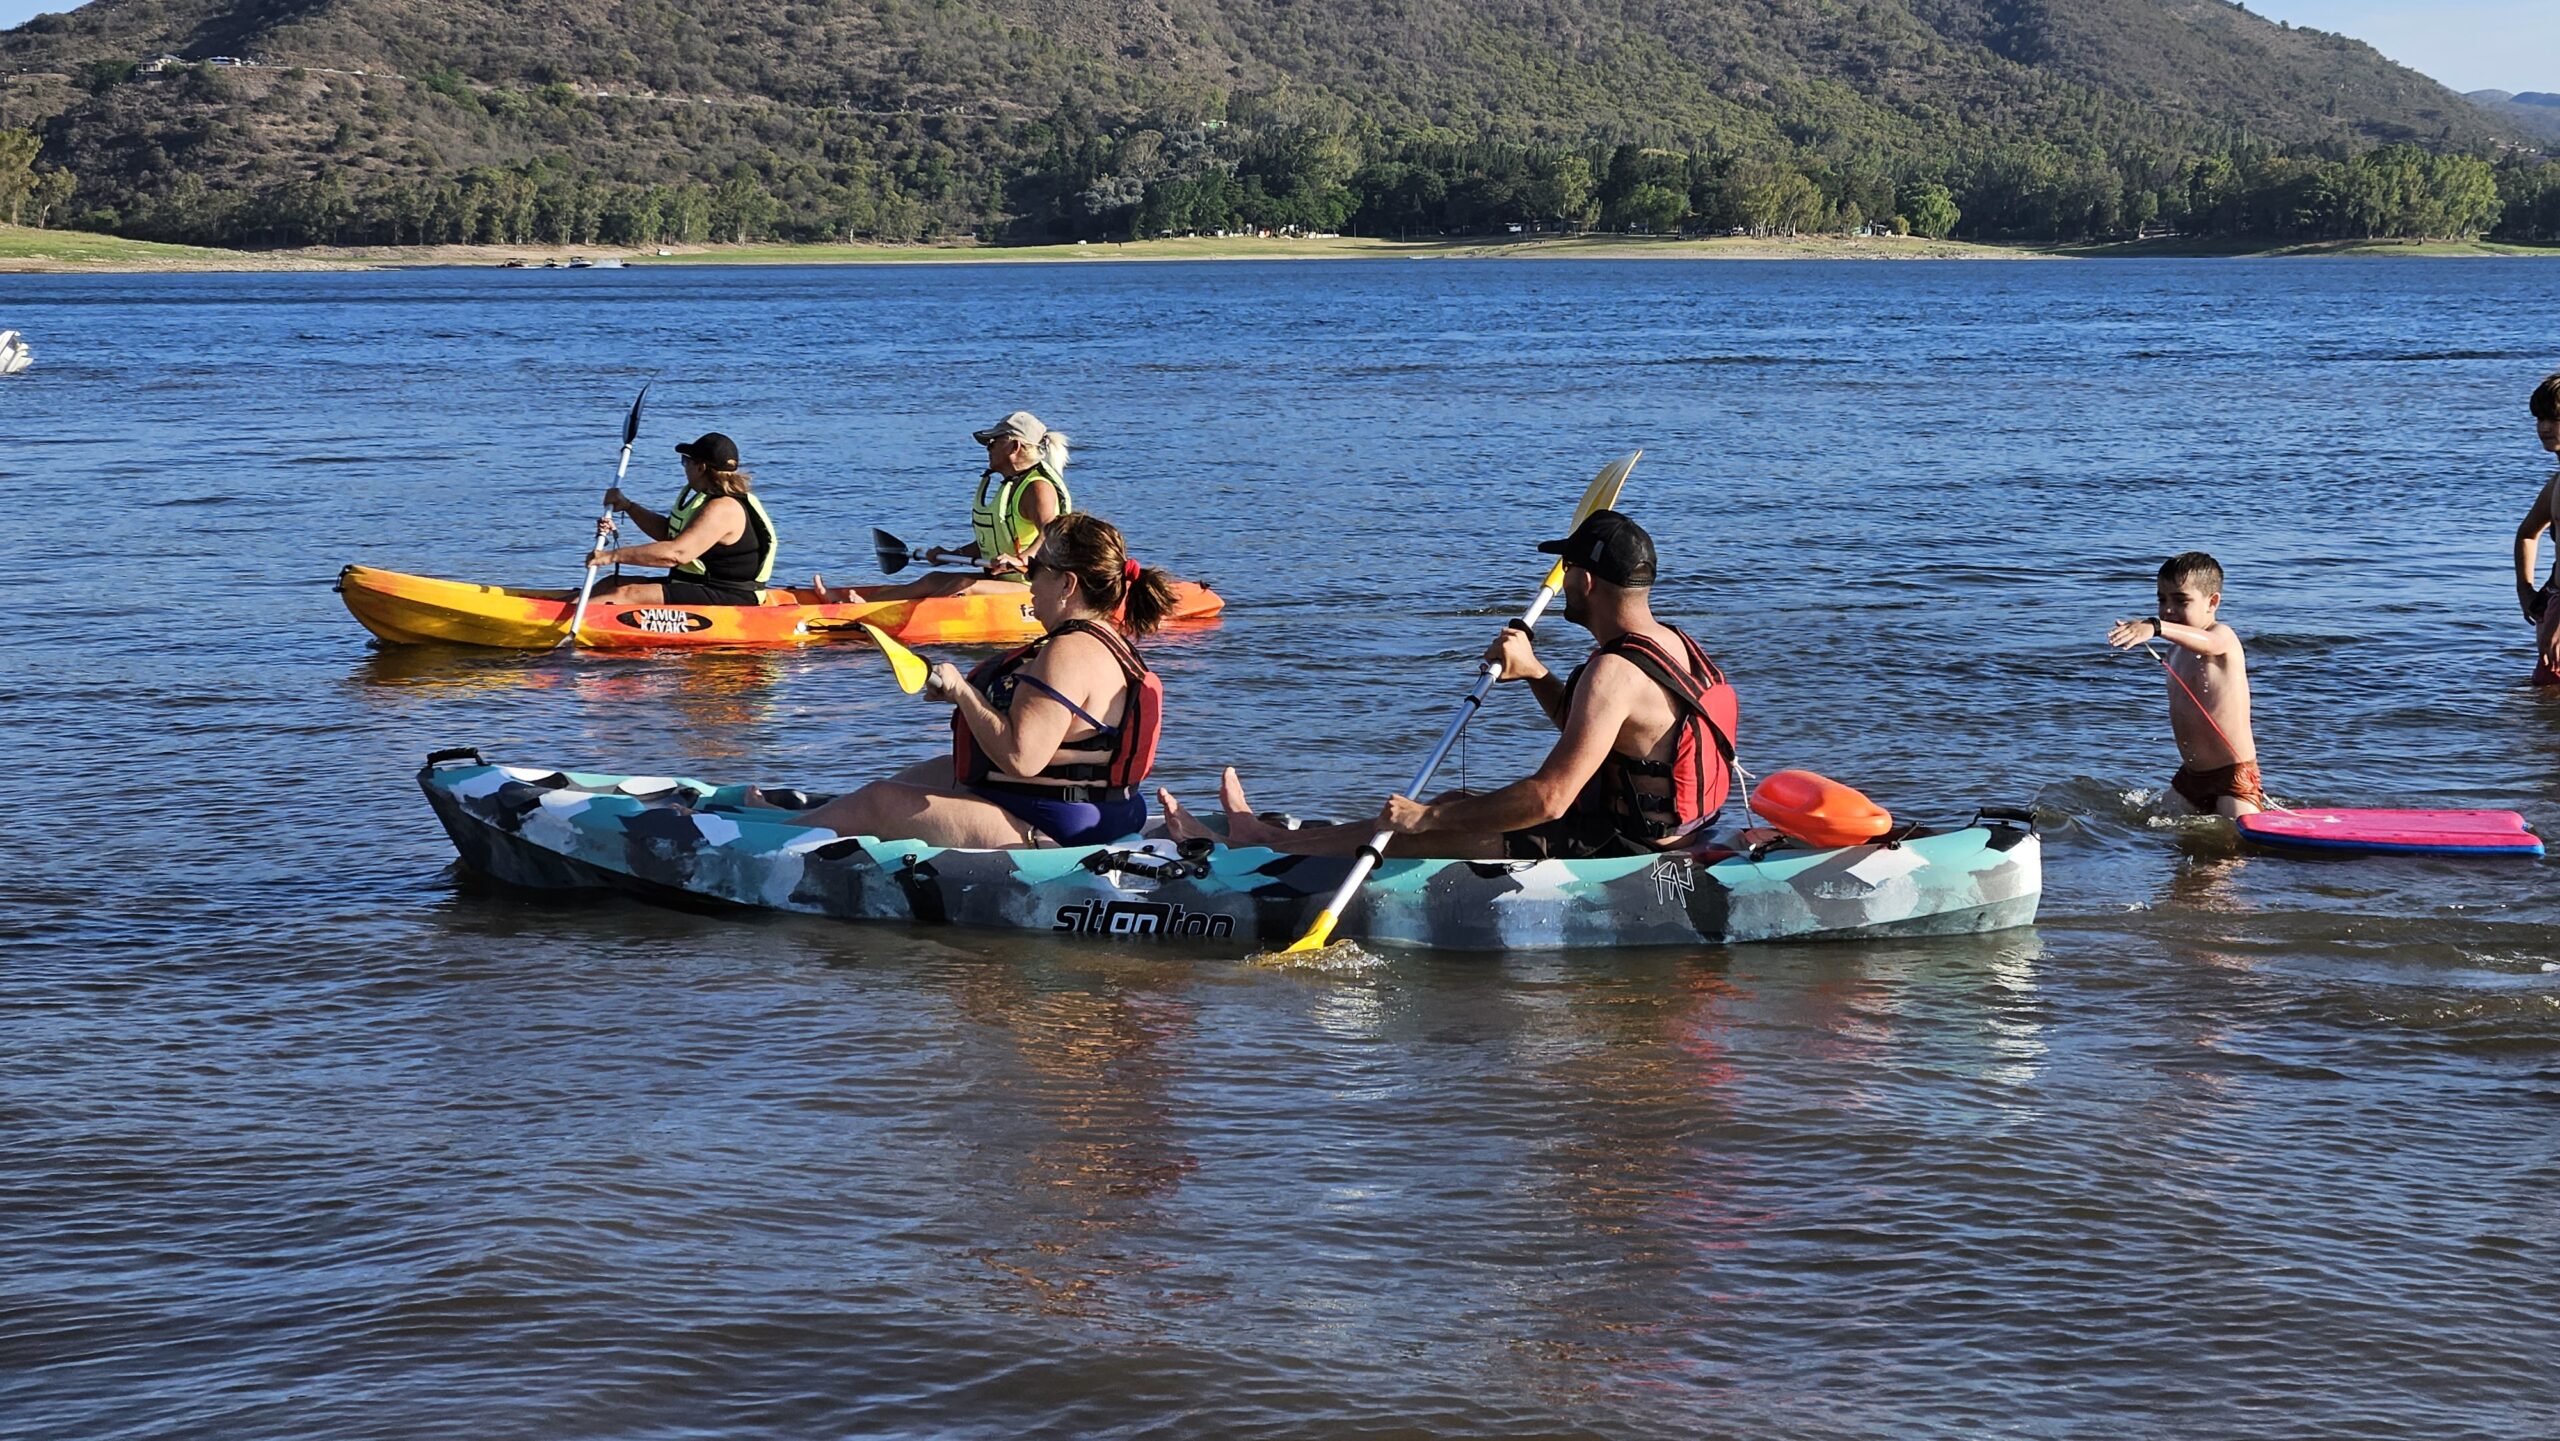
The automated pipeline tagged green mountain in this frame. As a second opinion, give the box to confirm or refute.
[2468,90,2560,148]
[0,0,2536,247]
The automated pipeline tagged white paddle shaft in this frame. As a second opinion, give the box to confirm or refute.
[561,442,635,647]
[1300,560,1571,924]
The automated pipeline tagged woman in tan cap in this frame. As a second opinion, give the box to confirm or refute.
[830,410,1070,602]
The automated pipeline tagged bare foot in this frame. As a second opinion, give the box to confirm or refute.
[1157,787,1216,843]
[1217,767,1289,847]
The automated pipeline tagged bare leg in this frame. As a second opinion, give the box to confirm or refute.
[759,759,1037,846]
[784,776,1039,847]
[1205,767,1508,859]
[846,572,1033,603]
[2216,795,2264,819]
[589,577,667,604]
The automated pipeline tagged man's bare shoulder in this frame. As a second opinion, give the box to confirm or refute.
[1574,649,1650,689]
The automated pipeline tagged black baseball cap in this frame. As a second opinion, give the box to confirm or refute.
[674,432,740,470]
[1536,509,1656,586]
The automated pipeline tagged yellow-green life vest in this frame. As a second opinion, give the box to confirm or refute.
[970,462,1071,561]
[666,487,778,587]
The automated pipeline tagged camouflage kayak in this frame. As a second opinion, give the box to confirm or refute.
[419,750,2042,951]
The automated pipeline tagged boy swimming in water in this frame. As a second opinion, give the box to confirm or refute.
[2508,371,2560,684]
[2108,552,2267,817]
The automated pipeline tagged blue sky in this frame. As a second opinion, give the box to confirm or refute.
[2245,2,2554,92]
[0,0,2549,93]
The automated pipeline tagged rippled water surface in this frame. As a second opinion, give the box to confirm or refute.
[5,259,2559,1438]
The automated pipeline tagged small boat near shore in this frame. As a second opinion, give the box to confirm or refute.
[0,330,30,376]
[339,563,1224,650]
[419,751,2043,951]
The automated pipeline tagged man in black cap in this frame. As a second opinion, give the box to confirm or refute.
[590,431,780,606]
[1161,509,1740,859]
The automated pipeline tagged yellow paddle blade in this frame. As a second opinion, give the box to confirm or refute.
[860,623,930,694]
[1571,450,1641,526]
[1283,907,1343,954]
[1247,936,1380,971]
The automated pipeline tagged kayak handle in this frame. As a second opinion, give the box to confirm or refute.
[1085,838,1215,882]
[1971,805,2039,831]
[426,746,485,768]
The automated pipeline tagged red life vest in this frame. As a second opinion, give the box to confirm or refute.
[1562,626,1739,842]
[950,618,1162,791]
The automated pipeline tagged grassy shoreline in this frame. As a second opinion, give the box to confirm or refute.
[4,224,2553,273]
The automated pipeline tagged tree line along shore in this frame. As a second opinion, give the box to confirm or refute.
[4,78,2559,258]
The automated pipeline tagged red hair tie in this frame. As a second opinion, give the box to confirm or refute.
[1123,558,1141,586]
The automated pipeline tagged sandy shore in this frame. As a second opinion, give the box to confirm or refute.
[5,225,2550,273]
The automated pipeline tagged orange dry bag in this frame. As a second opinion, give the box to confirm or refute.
[1749,770,1893,849]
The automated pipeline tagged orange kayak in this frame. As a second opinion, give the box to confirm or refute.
[338,564,1224,651]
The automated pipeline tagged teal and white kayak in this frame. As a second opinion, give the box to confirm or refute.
[419,750,2042,951]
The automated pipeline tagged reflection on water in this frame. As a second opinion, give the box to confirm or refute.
[574,653,789,759]
[350,644,792,762]
[947,960,1200,1321]
[2158,851,2255,918]
[351,641,571,694]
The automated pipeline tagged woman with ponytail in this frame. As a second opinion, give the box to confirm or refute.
[777,514,1173,847]
[833,409,1072,602]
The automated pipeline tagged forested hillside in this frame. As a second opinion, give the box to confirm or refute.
[2469,92,2560,148]
[0,0,2551,249]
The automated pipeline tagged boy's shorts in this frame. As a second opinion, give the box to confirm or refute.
[2172,761,2269,813]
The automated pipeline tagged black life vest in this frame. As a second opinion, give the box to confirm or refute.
[950,618,1163,789]
[665,487,777,588]
[1562,626,1739,843]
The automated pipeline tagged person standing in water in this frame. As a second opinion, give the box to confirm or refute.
[2508,372,2560,684]
[2107,551,2267,817]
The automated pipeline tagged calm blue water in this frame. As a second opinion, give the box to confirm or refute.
[4,258,2558,1438]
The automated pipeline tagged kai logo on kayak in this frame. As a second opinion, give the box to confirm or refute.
[1052,898,1235,939]
[1649,856,1697,908]
[617,608,714,635]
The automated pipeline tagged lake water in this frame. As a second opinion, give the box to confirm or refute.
[4,258,2557,1438]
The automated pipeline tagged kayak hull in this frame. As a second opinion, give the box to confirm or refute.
[420,753,2043,951]
[339,564,1224,650]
